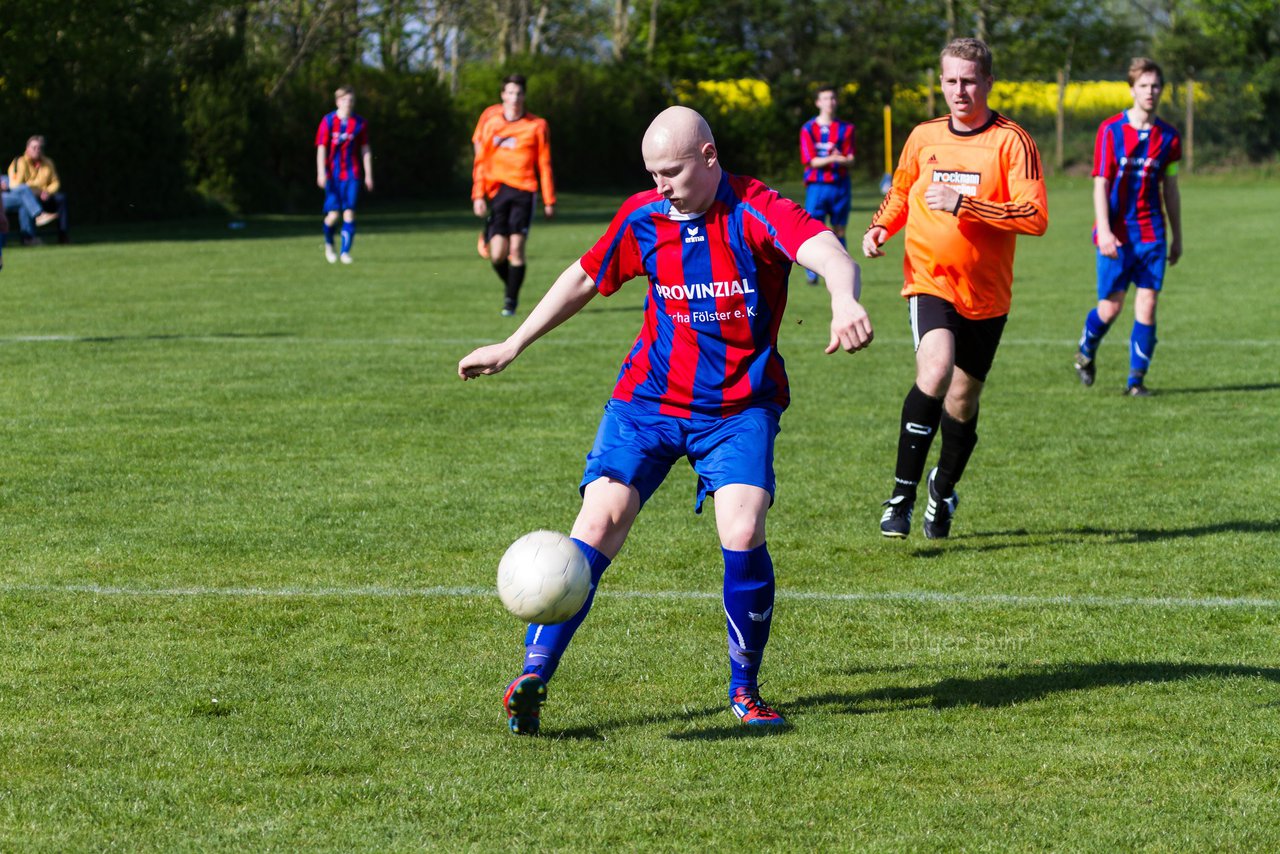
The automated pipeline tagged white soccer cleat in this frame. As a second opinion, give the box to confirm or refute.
[324,245,337,264]
[340,252,353,265]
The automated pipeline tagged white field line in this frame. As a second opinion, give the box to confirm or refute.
[1,335,1277,348]
[3,583,1279,610]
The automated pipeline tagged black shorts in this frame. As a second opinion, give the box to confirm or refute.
[488,184,535,238]
[908,294,1007,382]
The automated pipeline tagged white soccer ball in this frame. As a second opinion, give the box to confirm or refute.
[496,530,591,624]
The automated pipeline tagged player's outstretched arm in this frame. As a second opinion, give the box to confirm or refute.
[458,261,598,380]
[796,232,873,354]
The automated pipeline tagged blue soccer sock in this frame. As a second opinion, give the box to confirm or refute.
[723,543,775,696]
[340,222,355,255]
[323,221,335,247]
[1129,320,1157,384]
[521,538,611,683]
[1079,308,1112,360]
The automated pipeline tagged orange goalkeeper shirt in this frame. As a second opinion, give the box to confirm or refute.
[471,106,556,206]
[870,112,1048,319]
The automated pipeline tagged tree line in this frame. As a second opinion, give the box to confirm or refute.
[2,0,1275,222]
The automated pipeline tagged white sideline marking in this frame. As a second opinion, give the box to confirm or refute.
[3,583,1278,610]
[2,335,1277,348]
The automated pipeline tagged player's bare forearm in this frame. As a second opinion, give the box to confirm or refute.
[316,147,327,188]
[796,232,873,353]
[362,147,374,191]
[457,262,597,380]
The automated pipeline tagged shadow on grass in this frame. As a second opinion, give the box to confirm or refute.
[796,661,1280,715]
[533,700,730,740]
[910,518,1280,557]
[1154,382,1280,395]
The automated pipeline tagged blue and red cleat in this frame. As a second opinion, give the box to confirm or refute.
[730,687,788,727]
[503,673,547,735]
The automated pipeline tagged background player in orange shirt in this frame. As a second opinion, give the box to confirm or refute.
[472,74,556,316]
[863,38,1048,539]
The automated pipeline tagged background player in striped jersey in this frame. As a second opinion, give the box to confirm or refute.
[315,85,373,264]
[1073,58,1183,396]
[471,75,556,316]
[863,38,1047,540]
[799,85,856,284]
[459,106,873,733]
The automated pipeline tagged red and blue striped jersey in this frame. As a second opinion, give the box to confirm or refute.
[315,112,370,180]
[1093,111,1181,244]
[579,172,827,418]
[800,118,855,184]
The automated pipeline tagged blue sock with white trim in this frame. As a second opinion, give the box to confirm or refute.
[521,538,610,682]
[323,221,335,247]
[1079,308,1111,360]
[1129,320,1156,385]
[340,221,355,255]
[723,543,775,696]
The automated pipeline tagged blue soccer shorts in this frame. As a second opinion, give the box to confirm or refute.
[804,181,851,228]
[323,176,361,213]
[1097,240,1166,299]
[580,399,782,513]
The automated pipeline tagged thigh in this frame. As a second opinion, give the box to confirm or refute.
[580,400,682,508]
[952,313,1008,383]
[829,182,851,228]
[1096,245,1135,300]
[1132,242,1167,292]
[687,407,780,515]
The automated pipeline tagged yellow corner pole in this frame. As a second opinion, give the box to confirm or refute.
[880,104,894,194]
[883,104,893,176]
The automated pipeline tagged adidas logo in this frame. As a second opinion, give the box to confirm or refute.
[927,154,938,163]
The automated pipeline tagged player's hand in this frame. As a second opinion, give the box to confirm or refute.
[458,342,518,380]
[544,204,556,219]
[826,300,874,354]
[862,226,888,258]
[1168,238,1182,266]
[473,198,488,218]
[317,174,327,190]
[924,182,962,214]
[1096,230,1120,259]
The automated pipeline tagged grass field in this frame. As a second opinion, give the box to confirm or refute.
[1,175,1278,850]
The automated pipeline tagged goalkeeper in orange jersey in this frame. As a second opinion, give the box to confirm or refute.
[471,74,556,316]
[862,38,1048,539]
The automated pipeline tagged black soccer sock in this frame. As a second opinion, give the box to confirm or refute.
[934,408,979,498]
[492,259,510,286]
[505,263,526,304]
[893,384,944,500]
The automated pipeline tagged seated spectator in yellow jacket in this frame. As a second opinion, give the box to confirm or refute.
[8,135,68,245]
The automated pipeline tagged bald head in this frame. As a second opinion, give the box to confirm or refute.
[642,107,721,214]
[642,106,715,160]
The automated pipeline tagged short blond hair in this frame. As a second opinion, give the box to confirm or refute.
[1128,58,1164,86]
[940,38,993,78]
[335,85,355,100]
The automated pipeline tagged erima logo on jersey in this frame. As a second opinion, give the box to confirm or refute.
[684,226,705,244]
[932,170,980,195]
[655,279,756,301]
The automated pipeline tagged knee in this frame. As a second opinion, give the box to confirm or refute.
[916,365,952,399]
[718,516,766,552]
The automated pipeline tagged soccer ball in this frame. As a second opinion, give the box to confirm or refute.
[496,530,591,624]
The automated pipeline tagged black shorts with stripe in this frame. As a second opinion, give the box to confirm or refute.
[908,294,1007,382]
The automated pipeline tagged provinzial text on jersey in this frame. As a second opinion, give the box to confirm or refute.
[654,279,757,301]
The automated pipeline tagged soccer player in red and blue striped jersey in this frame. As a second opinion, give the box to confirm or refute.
[799,86,856,284]
[1074,58,1183,395]
[460,106,873,734]
[315,86,373,264]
